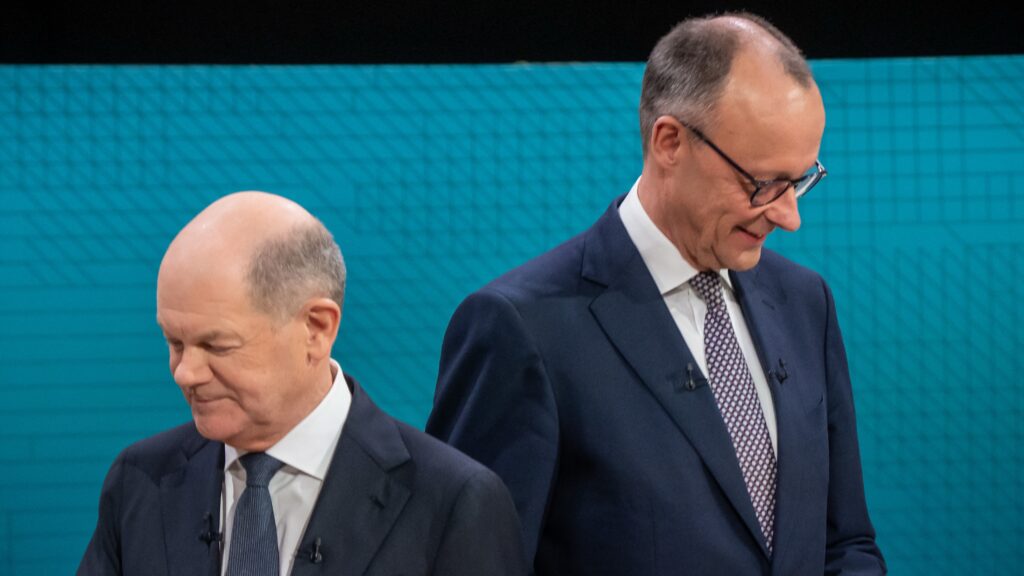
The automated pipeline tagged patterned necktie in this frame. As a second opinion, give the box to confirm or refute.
[690,271,777,552]
[227,452,285,576]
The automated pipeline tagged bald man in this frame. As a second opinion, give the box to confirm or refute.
[79,192,526,576]
[428,13,886,575]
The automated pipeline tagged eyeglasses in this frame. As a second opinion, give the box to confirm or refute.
[677,119,827,207]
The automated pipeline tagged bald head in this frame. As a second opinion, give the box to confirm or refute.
[156,192,346,450]
[160,191,346,321]
[639,11,815,155]
[170,191,315,249]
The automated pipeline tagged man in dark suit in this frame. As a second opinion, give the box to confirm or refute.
[428,12,886,575]
[78,192,526,576]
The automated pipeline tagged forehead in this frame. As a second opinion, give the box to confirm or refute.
[156,259,262,334]
[711,53,825,170]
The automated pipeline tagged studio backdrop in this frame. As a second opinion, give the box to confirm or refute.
[0,56,1022,574]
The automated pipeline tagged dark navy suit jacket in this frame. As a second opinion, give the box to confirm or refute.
[79,376,527,576]
[427,199,886,575]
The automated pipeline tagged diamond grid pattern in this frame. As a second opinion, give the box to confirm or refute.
[691,271,777,551]
[0,56,1022,575]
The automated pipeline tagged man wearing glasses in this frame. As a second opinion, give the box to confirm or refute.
[428,11,886,575]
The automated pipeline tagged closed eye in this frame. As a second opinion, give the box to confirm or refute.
[201,342,235,355]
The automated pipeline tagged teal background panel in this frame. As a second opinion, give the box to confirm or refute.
[0,56,1021,574]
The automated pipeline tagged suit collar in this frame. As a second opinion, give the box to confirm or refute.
[290,375,412,575]
[584,199,773,557]
[158,376,413,576]
[581,196,641,287]
[159,426,224,576]
[225,359,352,482]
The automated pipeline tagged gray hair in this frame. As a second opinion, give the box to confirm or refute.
[639,11,814,155]
[245,221,346,319]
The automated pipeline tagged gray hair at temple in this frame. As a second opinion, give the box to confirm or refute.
[246,221,347,320]
[639,12,814,155]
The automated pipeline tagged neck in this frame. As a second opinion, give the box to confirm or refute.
[636,171,704,271]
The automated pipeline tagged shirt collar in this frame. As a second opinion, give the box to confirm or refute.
[618,177,733,294]
[224,359,352,481]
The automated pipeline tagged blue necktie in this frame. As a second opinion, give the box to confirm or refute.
[227,452,285,576]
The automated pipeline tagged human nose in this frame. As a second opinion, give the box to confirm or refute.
[764,186,802,232]
[172,346,212,389]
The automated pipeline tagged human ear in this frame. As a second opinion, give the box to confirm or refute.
[649,116,686,167]
[301,298,341,361]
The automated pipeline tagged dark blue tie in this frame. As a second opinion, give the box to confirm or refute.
[227,452,285,576]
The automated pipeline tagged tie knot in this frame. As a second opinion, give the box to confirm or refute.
[239,452,284,487]
[690,271,725,310]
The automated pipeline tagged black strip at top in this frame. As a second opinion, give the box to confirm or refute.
[3,0,1021,64]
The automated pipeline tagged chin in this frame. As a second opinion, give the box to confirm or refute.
[192,415,238,444]
[727,248,763,271]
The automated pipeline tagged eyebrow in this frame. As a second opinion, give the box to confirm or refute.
[193,330,240,342]
[156,326,240,343]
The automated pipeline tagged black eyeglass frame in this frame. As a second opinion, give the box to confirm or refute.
[677,119,827,207]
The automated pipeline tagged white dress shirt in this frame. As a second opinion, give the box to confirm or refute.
[220,359,352,576]
[618,179,778,454]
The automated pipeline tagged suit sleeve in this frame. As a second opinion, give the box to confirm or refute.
[430,468,529,576]
[426,288,558,567]
[821,279,888,575]
[77,452,125,576]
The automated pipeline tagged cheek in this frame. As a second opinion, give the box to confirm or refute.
[702,208,732,242]
[210,356,282,413]
[209,358,249,393]
[270,343,310,393]
[716,202,755,233]
[275,326,312,370]
[716,215,738,239]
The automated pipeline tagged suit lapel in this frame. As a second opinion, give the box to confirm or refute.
[731,265,817,567]
[291,376,411,576]
[159,427,224,576]
[584,201,768,556]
